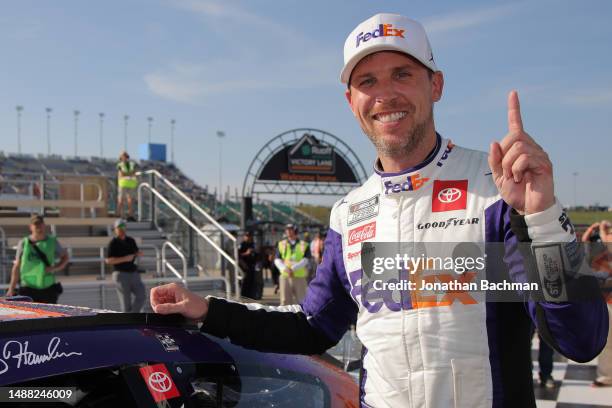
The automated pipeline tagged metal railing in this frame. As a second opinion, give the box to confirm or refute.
[0,178,103,201]
[137,183,241,296]
[0,178,104,218]
[30,242,161,281]
[162,241,187,282]
[136,170,242,296]
[0,227,6,283]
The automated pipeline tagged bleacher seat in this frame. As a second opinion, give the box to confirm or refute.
[0,153,320,226]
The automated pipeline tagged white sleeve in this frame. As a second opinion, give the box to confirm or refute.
[274,258,287,271]
[292,258,309,270]
[525,199,575,243]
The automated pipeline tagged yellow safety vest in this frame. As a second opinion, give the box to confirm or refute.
[20,236,57,289]
[117,161,138,189]
[278,240,308,278]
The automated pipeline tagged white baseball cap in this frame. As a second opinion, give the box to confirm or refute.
[340,13,437,84]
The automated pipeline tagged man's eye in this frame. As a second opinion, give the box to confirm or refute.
[396,71,411,79]
[359,78,375,87]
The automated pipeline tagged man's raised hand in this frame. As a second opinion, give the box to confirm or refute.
[488,91,555,214]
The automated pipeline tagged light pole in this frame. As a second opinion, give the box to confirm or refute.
[123,114,129,151]
[98,112,105,157]
[45,107,52,155]
[572,172,579,209]
[16,106,23,154]
[147,116,153,144]
[73,110,80,156]
[170,119,176,163]
[216,131,225,202]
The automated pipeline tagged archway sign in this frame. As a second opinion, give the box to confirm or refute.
[242,129,368,197]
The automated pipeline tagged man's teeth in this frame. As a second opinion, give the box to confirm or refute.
[375,112,407,123]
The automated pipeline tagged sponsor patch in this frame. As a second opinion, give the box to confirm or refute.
[348,221,376,246]
[432,180,468,212]
[533,244,567,302]
[417,217,479,230]
[347,250,361,260]
[139,363,181,402]
[155,333,179,352]
[348,195,379,225]
[558,212,575,235]
[384,173,429,195]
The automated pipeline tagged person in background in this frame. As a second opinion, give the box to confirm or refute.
[116,150,138,222]
[584,221,612,387]
[238,231,258,299]
[105,219,144,312]
[266,248,280,295]
[533,332,556,388]
[274,224,311,305]
[6,214,68,303]
[308,231,324,283]
[310,231,325,265]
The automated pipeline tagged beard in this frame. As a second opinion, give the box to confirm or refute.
[364,105,433,159]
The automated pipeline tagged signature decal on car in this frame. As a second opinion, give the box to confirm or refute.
[0,337,83,375]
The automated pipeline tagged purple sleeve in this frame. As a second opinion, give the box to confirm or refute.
[485,199,609,362]
[200,228,357,355]
[300,228,358,343]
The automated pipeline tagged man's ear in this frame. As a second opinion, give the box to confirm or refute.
[345,88,357,117]
[431,71,444,102]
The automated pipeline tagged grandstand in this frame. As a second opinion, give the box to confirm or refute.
[0,151,325,304]
[0,151,322,227]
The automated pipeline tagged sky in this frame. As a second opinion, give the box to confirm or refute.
[1,0,611,207]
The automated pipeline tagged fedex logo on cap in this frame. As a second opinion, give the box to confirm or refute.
[384,174,429,195]
[356,24,405,47]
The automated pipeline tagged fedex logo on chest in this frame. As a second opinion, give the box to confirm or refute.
[384,174,429,195]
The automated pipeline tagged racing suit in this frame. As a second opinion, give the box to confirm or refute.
[200,134,609,408]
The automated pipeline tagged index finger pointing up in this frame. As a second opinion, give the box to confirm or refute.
[507,90,524,132]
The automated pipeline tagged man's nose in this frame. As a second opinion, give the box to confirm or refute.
[374,80,400,105]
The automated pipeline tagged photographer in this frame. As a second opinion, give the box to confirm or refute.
[583,221,612,387]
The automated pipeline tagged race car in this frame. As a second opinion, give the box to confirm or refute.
[0,298,358,407]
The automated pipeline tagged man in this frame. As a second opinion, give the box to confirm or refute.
[274,224,311,305]
[105,219,144,312]
[117,150,138,221]
[238,231,258,299]
[150,14,608,407]
[7,214,68,303]
[583,221,612,387]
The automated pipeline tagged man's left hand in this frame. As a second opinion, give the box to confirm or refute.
[488,90,555,215]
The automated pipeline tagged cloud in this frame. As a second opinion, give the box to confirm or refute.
[168,0,307,47]
[144,70,204,104]
[170,0,269,26]
[423,4,520,36]
[144,52,338,103]
[562,89,612,106]
[146,0,339,103]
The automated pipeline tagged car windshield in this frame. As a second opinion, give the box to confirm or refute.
[9,361,330,407]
